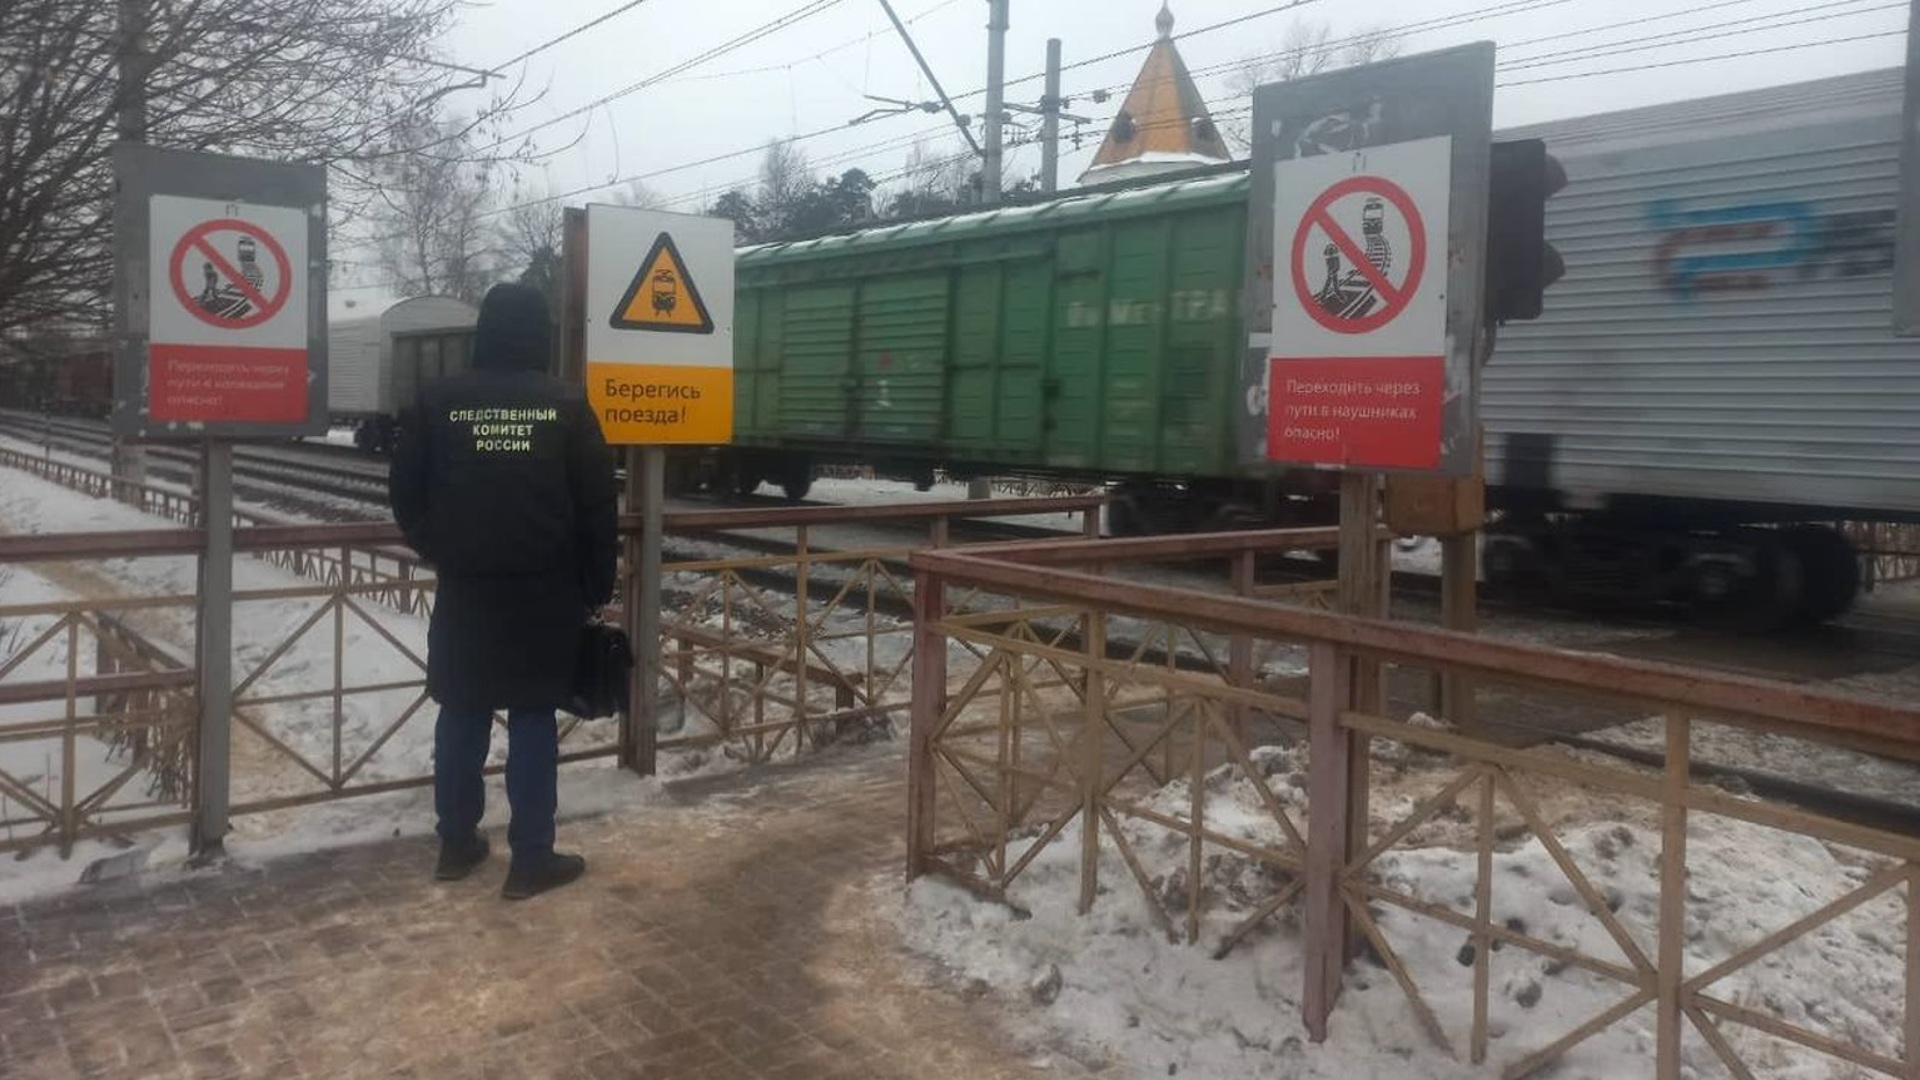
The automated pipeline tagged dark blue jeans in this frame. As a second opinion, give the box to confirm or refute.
[434,706,557,861]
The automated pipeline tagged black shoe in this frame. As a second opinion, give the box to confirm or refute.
[435,834,490,881]
[501,852,586,900]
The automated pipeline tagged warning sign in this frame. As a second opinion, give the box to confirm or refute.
[147,194,310,425]
[586,206,735,445]
[611,233,715,334]
[1268,136,1451,471]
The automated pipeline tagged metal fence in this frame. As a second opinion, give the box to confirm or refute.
[0,471,1103,857]
[907,530,1920,1080]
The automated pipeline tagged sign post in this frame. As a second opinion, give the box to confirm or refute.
[111,144,327,857]
[583,206,735,774]
[1243,43,1495,1035]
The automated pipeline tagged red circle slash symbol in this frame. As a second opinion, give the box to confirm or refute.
[1290,175,1427,336]
[168,219,293,331]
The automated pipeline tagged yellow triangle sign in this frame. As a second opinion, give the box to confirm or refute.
[609,232,715,334]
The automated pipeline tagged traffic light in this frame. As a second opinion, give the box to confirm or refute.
[1484,139,1567,324]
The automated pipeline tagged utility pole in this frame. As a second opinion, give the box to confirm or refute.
[1040,37,1062,193]
[965,0,1011,502]
[982,0,1009,205]
[113,0,150,501]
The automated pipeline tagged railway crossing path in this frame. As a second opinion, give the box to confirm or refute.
[0,745,1086,1080]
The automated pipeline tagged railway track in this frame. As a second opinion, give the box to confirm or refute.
[0,411,390,519]
[10,406,1920,664]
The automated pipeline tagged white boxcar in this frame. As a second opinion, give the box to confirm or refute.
[1481,68,1913,628]
[1490,68,1913,516]
[326,295,478,424]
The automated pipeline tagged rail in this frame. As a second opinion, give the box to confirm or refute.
[906,529,1920,1080]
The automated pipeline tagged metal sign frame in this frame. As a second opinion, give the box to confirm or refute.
[112,144,329,440]
[1894,0,1920,336]
[1239,42,1496,477]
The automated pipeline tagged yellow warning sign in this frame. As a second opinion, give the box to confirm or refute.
[610,232,715,334]
[587,361,733,445]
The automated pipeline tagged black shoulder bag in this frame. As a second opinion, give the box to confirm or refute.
[566,617,635,719]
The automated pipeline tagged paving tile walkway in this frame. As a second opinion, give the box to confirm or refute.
[1,748,1092,1080]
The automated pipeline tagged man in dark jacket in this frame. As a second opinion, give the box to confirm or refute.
[387,283,619,900]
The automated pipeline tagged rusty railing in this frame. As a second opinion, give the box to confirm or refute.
[0,493,1104,856]
[907,529,1920,1080]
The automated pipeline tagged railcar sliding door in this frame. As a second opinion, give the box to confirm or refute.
[852,275,948,444]
[948,257,1052,458]
[775,283,857,438]
[1047,229,1106,469]
[733,289,785,441]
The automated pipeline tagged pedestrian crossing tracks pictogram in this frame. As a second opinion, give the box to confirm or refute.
[170,218,293,330]
[609,232,715,334]
[1266,135,1453,472]
[1290,176,1426,335]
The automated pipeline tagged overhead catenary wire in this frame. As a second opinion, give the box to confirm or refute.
[1075,0,1880,119]
[489,0,655,72]
[595,0,1543,213]
[479,0,851,153]
[337,0,1903,285]
[583,0,1906,214]
[373,0,1544,235]
[1078,0,1579,104]
[676,0,966,84]
[1497,28,1906,86]
[1497,0,1893,64]
[1499,0,1905,71]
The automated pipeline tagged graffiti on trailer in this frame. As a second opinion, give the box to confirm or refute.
[1649,198,1895,300]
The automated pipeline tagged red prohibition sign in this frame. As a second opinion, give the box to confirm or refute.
[168,218,293,331]
[1289,175,1427,336]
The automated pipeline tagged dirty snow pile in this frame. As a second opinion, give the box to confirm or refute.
[896,744,1905,1079]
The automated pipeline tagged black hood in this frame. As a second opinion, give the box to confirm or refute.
[470,283,552,372]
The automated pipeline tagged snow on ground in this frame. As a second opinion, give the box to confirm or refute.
[301,425,361,450]
[754,475,1095,536]
[892,745,1908,1080]
[1389,536,1452,578]
[0,430,382,524]
[0,430,122,478]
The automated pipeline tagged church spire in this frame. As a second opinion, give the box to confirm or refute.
[1079,3,1232,185]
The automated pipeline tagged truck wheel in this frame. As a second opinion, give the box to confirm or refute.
[1106,489,1148,537]
[1782,525,1860,626]
[1689,531,1805,633]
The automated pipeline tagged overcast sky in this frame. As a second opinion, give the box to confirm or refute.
[331,0,1911,308]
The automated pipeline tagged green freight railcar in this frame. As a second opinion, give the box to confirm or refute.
[718,171,1327,531]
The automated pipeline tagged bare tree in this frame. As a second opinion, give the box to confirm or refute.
[370,115,501,303]
[0,0,527,337]
[1220,20,1405,152]
[494,186,564,297]
[611,180,665,209]
[756,140,816,237]
[880,139,977,219]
